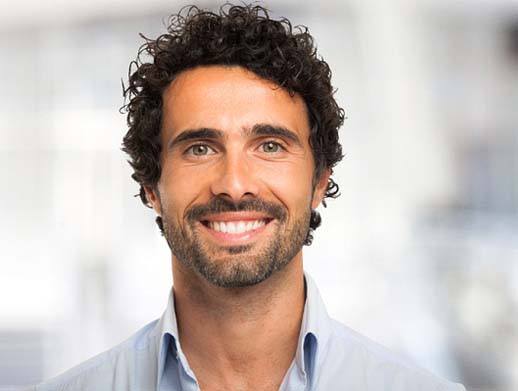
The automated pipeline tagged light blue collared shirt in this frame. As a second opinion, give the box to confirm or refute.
[33,273,465,391]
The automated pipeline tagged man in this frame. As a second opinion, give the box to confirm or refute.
[36,4,465,391]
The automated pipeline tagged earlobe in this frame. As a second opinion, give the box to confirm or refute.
[144,185,162,216]
[311,169,331,209]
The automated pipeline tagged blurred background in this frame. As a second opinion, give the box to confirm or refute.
[0,0,517,389]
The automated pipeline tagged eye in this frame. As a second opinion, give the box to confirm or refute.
[185,144,215,156]
[261,141,284,153]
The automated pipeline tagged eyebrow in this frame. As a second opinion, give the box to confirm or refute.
[167,123,302,150]
[167,128,224,150]
[246,124,302,147]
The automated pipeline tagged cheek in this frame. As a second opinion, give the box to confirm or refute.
[159,165,210,218]
[258,161,314,209]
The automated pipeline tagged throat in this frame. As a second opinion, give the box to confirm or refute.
[174,266,305,387]
[171,254,306,389]
[179,311,302,391]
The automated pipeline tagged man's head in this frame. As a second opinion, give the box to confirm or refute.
[121,4,344,287]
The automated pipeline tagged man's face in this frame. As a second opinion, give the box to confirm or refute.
[146,66,329,288]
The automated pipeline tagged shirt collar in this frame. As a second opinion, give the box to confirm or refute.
[295,272,333,386]
[150,288,175,388]
[152,272,332,389]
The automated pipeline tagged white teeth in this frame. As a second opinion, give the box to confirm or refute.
[208,220,266,234]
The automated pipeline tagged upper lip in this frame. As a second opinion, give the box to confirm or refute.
[200,212,273,222]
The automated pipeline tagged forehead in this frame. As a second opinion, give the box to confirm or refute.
[161,66,310,139]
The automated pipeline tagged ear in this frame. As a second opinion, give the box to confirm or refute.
[143,185,162,216]
[311,168,331,209]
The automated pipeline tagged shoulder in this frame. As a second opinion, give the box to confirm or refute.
[314,318,465,391]
[35,319,159,391]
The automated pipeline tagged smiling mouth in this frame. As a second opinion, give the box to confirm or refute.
[200,218,273,234]
[197,216,275,245]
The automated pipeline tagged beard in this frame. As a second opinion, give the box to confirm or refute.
[161,196,311,288]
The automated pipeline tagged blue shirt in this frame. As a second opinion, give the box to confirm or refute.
[34,274,465,391]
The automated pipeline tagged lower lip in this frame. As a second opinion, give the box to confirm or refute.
[199,220,272,245]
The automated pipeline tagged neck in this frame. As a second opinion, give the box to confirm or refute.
[172,255,305,391]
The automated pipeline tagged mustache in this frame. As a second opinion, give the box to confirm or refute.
[186,196,287,222]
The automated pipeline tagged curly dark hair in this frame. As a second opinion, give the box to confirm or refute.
[121,3,345,245]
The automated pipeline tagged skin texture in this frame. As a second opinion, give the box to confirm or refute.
[145,66,330,391]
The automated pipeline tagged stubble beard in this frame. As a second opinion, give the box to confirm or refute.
[161,197,311,288]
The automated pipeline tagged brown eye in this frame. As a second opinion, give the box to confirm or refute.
[262,141,282,153]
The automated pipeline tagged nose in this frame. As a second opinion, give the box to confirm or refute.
[210,151,260,202]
